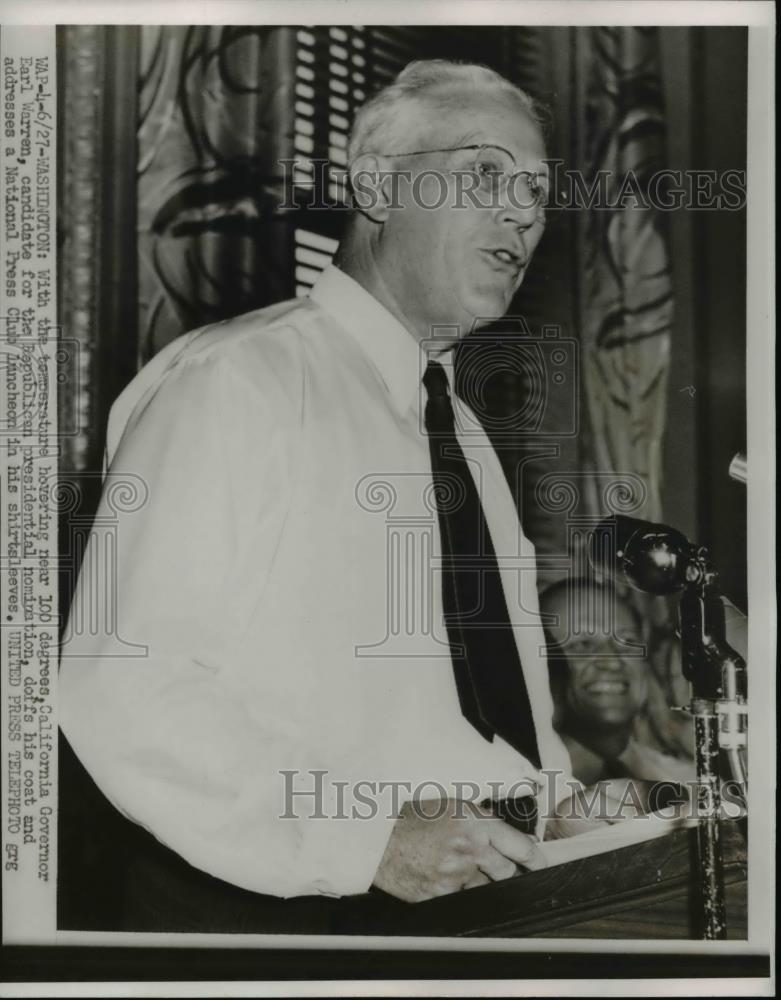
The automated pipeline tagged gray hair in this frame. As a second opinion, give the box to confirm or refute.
[347,59,546,168]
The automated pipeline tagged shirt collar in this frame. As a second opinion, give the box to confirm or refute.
[310,265,450,415]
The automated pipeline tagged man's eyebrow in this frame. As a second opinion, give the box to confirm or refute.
[447,136,551,176]
[453,131,481,146]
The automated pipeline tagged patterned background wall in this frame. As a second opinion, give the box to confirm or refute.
[137,26,296,360]
[578,26,673,526]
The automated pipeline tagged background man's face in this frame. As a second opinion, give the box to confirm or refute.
[546,590,649,731]
[382,88,548,339]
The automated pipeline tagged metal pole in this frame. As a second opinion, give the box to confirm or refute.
[691,697,727,939]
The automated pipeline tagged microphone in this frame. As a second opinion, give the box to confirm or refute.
[590,513,748,938]
[728,452,746,485]
[588,515,704,595]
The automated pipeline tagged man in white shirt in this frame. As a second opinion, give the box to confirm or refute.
[59,60,585,925]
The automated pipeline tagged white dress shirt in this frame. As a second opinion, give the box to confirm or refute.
[59,265,573,899]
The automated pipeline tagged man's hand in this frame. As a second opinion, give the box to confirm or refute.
[372,798,547,903]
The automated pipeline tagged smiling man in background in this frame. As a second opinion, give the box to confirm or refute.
[540,577,695,803]
[59,60,590,929]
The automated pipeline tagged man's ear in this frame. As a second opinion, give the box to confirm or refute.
[349,153,398,222]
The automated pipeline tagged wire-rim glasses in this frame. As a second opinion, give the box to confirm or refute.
[378,143,548,206]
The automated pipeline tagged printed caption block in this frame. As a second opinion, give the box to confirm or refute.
[1,25,57,945]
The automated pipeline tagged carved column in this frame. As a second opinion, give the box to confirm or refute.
[57,26,139,617]
[57,25,139,479]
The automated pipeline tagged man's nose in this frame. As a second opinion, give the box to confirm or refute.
[588,641,629,664]
[495,178,541,230]
[594,655,625,670]
[497,203,538,231]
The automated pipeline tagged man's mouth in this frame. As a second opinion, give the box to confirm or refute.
[584,679,630,697]
[480,247,525,275]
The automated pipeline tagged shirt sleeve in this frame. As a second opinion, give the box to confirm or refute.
[58,348,394,898]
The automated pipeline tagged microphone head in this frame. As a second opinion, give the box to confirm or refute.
[728,451,747,485]
[589,515,695,595]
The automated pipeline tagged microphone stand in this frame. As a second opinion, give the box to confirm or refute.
[676,548,748,940]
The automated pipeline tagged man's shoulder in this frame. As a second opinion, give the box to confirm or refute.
[169,295,318,371]
[135,295,325,390]
[107,297,321,459]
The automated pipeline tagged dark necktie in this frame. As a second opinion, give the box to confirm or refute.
[423,359,542,769]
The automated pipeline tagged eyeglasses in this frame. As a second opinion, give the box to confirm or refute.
[379,143,549,207]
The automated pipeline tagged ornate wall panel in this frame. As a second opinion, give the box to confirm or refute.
[575,26,674,522]
[58,25,139,476]
[137,26,295,358]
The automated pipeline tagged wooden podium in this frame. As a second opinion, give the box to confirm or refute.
[58,736,748,938]
[345,821,747,939]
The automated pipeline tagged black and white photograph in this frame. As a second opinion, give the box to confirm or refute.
[0,0,775,995]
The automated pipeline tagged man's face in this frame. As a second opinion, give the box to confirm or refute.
[379,88,549,340]
[546,591,649,731]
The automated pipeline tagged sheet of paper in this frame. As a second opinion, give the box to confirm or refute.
[539,813,698,868]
